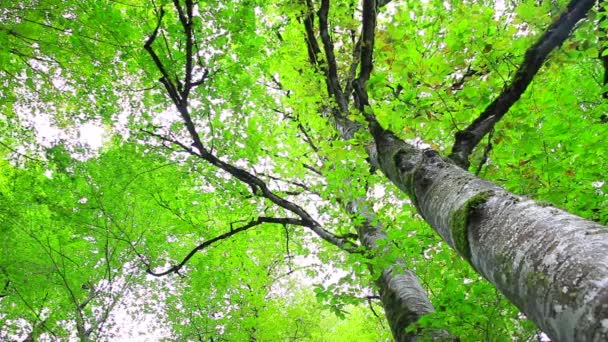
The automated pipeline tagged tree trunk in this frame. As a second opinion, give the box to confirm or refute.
[348,199,442,341]
[334,121,455,340]
[368,122,608,341]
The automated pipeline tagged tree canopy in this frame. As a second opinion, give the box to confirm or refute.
[0,0,607,341]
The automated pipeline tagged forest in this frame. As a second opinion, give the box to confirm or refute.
[0,0,607,341]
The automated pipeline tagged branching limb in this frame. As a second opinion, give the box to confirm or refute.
[144,4,361,264]
[302,0,322,67]
[144,7,182,107]
[142,128,359,253]
[449,0,595,169]
[300,0,362,139]
[144,92,356,248]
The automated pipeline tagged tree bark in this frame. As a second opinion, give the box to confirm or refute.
[348,199,446,341]
[367,121,608,342]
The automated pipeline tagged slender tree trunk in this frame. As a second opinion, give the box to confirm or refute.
[348,199,442,341]
[367,121,608,342]
[333,119,453,341]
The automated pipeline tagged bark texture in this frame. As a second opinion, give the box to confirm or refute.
[349,199,440,341]
[368,123,608,342]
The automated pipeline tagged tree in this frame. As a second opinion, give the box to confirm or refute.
[0,0,607,341]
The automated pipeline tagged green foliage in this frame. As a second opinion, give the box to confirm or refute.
[0,0,604,340]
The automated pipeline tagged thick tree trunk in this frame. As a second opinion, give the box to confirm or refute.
[368,123,608,341]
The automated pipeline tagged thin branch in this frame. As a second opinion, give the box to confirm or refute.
[146,217,305,276]
[449,0,595,168]
[367,296,381,319]
[19,16,129,48]
[475,129,493,176]
[0,141,45,163]
[302,0,322,69]
[143,7,182,107]
[273,108,322,154]
[120,161,180,191]
[191,68,210,87]
[284,225,294,274]
[344,36,362,98]
[77,283,97,311]
[303,163,323,176]
[140,129,198,155]
[449,65,481,92]
[260,172,321,196]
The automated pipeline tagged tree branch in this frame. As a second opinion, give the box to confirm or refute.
[302,0,322,68]
[449,0,595,168]
[146,217,305,276]
[352,0,376,111]
[317,0,349,113]
[143,128,359,253]
[172,0,197,99]
[144,5,362,263]
[143,7,182,107]
[475,129,494,176]
[356,0,376,89]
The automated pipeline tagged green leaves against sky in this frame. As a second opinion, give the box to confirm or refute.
[0,0,606,340]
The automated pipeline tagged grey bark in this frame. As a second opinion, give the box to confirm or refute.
[347,199,443,341]
[367,123,608,342]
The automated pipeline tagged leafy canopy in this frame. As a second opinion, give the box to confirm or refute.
[0,0,606,340]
